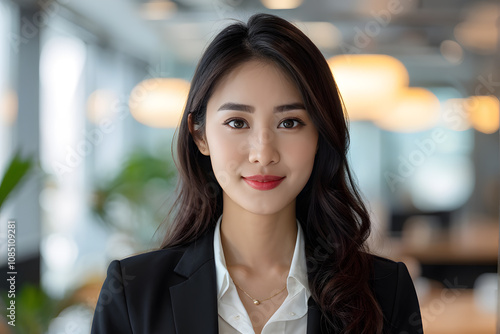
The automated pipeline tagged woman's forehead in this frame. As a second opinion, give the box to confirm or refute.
[208,59,302,106]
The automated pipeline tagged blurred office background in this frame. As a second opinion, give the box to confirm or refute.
[0,0,498,333]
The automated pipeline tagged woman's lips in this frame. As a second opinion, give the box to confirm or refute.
[242,175,285,190]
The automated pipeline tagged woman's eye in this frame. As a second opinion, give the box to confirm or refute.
[279,118,305,129]
[224,118,305,129]
[226,119,248,129]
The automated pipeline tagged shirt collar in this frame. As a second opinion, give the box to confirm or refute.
[213,214,310,301]
[287,218,310,298]
[213,214,230,300]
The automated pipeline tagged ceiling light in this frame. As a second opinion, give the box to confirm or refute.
[328,54,409,121]
[375,87,440,133]
[129,78,190,128]
[467,95,499,134]
[140,1,177,20]
[261,0,303,10]
[0,89,18,126]
[440,40,464,64]
[86,89,118,124]
[294,21,341,50]
[454,3,500,55]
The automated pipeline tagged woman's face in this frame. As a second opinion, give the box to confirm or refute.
[193,60,319,215]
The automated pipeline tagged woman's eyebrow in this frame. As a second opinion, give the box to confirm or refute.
[217,102,306,113]
[217,102,253,112]
[275,103,306,112]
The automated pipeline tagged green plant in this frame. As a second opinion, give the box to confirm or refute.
[90,148,177,248]
[0,149,34,210]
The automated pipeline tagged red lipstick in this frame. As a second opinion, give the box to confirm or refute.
[242,175,285,191]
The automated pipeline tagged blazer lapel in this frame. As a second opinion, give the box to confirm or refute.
[169,228,219,334]
[307,297,324,334]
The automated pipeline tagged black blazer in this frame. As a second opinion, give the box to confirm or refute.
[91,227,423,333]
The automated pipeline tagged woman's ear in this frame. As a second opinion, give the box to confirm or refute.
[188,113,210,156]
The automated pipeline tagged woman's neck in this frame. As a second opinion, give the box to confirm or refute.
[219,201,298,275]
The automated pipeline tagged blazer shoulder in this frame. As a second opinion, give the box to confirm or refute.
[109,228,216,285]
[99,244,192,291]
[371,254,401,280]
[369,255,424,333]
[92,244,203,334]
[118,245,189,272]
[370,254,413,295]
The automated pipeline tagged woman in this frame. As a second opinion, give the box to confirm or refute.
[91,13,423,334]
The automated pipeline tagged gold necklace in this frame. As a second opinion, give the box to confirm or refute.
[232,279,287,305]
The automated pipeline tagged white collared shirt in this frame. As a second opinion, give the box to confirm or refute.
[213,214,311,334]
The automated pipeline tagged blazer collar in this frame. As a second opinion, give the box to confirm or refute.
[169,226,325,334]
[307,297,324,334]
[172,227,216,277]
[169,228,219,334]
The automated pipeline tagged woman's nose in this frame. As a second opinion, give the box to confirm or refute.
[247,128,280,166]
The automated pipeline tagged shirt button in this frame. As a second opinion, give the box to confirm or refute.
[290,312,296,316]
[234,315,240,320]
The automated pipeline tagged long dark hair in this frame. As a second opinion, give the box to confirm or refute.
[161,13,383,333]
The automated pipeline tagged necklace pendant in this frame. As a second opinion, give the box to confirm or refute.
[253,299,260,305]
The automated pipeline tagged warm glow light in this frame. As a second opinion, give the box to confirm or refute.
[0,89,18,126]
[355,0,417,16]
[454,3,499,55]
[294,22,341,50]
[375,87,440,133]
[440,40,464,64]
[467,95,499,134]
[140,1,177,20]
[328,54,409,121]
[261,0,303,9]
[129,78,190,128]
[86,89,118,124]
